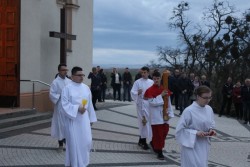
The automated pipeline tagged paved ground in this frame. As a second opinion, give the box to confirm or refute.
[0,100,249,167]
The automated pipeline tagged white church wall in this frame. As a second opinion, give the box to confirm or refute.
[20,0,43,93]
[20,0,93,94]
[67,0,93,86]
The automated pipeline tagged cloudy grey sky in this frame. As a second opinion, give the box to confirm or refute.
[93,0,249,68]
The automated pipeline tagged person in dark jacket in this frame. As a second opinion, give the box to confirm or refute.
[232,81,243,119]
[122,67,132,101]
[88,67,101,110]
[110,68,122,101]
[99,69,107,102]
[241,78,250,124]
[171,69,181,110]
[219,77,233,117]
[200,75,210,88]
[134,69,142,81]
[177,72,194,115]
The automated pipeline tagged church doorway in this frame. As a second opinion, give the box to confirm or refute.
[0,0,20,107]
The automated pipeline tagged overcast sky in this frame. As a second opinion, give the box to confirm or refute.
[93,0,249,68]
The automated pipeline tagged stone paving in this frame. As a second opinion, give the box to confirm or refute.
[0,100,249,167]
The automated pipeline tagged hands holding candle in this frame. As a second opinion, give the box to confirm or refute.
[78,99,87,114]
[82,99,87,106]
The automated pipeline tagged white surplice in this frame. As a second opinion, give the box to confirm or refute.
[146,95,174,125]
[175,101,215,167]
[49,76,71,140]
[130,78,154,139]
[61,81,97,167]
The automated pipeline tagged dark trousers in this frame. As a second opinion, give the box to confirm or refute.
[98,88,102,102]
[123,84,131,101]
[100,87,106,102]
[179,93,189,114]
[243,102,250,122]
[234,103,243,119]
[171,92,179,109]
[113,83,121,100]
[220,96,232,116]
[91,89,99,108]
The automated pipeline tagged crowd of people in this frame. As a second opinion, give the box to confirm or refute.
[48,64,250,167]
[87,66,134,109]
[167,69,250,125]
[130,66,217,166]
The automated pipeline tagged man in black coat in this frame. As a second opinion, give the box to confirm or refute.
[219,77,233,117]
[241,78,250,124]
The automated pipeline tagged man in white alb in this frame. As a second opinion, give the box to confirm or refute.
[131,66,154,150]
[49,63,71,151]
[61,66,97,167]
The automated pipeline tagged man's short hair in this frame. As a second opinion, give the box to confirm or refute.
[141,66,149,72]
[152,71,161,77]
[58,63,67,71]
[71,66,82,75]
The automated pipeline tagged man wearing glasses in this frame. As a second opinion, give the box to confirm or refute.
[49,64,71,152]
[61,66,97,167]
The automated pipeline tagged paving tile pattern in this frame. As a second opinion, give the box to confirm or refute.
[0,100,249,167]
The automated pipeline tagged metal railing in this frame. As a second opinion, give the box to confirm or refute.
[20,80,50,109]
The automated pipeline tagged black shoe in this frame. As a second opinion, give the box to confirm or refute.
[94,107,98,110]
[219,115,222,117]
[157,151,165,160]
[138,142,143,147]
[243,121,248,124]
[142,143,150,150]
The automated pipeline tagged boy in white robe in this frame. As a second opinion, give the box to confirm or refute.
[175,86,216,167]
[144,71,174,160]
[49,64,71,151]
[61,66,97,167]
[131,66,153,150]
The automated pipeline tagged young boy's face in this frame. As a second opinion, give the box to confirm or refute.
[153,76,161,86]
[141,70,149,79]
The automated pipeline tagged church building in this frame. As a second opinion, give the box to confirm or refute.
[0,0,93,111]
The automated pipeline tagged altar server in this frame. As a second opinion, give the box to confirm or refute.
[175,86,216,167]
[131,66,153,150]
[61,66,97,167]
[144,71,174,160]
[50,63,71,151]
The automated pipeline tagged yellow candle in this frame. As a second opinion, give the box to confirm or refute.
[82,99,87,106]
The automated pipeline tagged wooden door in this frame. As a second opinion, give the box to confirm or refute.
[0,0,20,107]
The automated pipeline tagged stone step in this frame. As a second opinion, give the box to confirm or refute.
[0,112,52,129]
[0,119,51,134]
[0,109,36,120]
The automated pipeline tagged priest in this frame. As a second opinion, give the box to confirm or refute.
[130,66,154,150]
[61,66,97,167]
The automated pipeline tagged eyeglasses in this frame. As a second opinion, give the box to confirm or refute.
[73,74,85,77]
[199,96,212,100]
